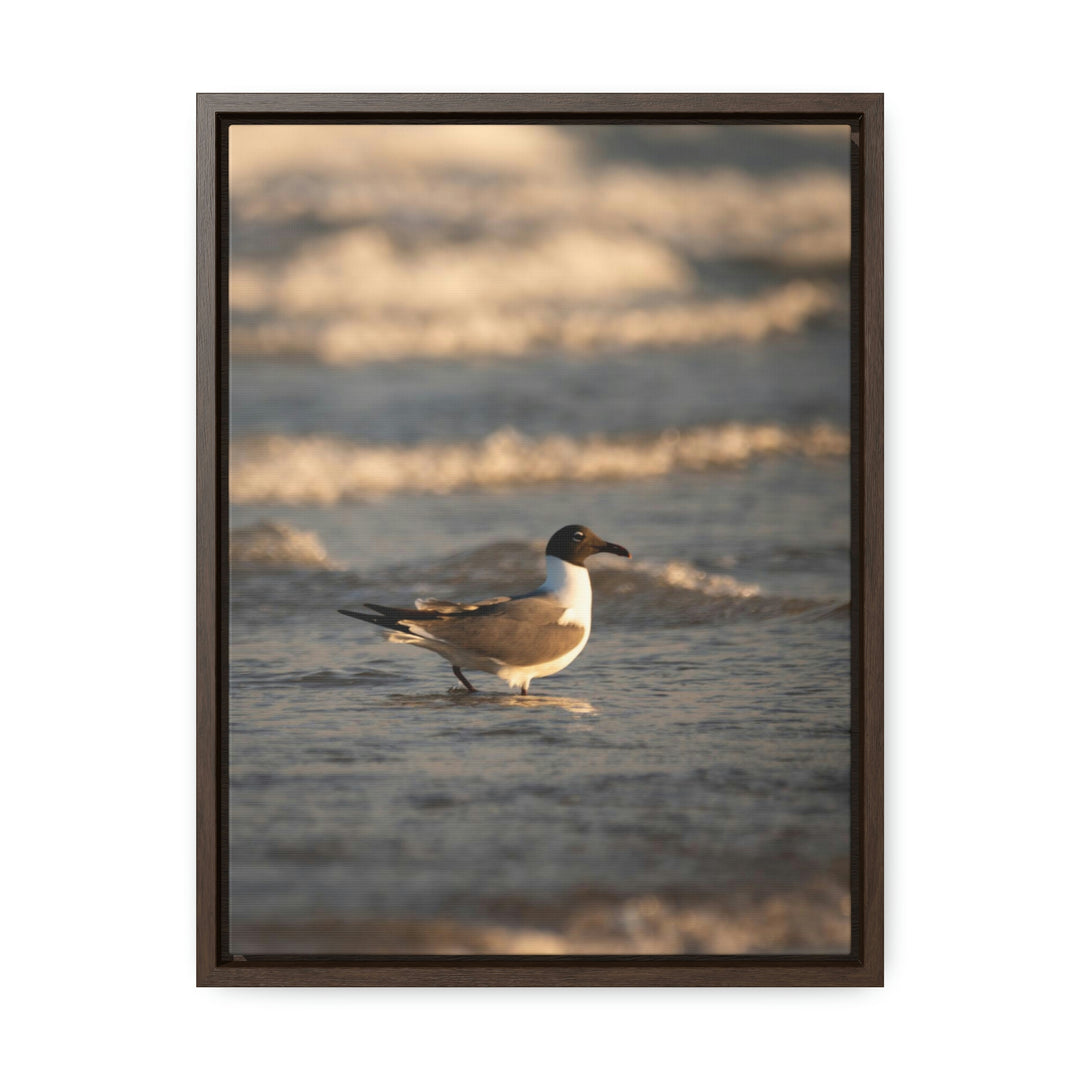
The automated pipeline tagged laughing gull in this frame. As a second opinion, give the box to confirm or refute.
[339,525,631,695]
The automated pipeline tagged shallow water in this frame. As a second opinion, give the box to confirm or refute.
[228,457,851,954]
[226,123,852,955]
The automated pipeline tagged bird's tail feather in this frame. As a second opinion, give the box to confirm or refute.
[338,607,407,631]
[338,604,445,631]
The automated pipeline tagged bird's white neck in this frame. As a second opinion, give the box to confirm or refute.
[540,555,592,619]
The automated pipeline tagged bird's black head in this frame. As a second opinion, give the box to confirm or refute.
[545,525,631,567]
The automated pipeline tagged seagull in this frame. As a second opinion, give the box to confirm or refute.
[339,525,631,695]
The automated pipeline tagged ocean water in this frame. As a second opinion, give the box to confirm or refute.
[226,124,853,955]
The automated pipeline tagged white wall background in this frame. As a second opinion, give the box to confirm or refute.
[3,2,1075,1076]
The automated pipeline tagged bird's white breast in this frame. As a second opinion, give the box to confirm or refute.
[539,555,592,630]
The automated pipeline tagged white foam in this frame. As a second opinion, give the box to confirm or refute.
[231,881,851,955]
[228,126,850,367]
[231,226,689,318]
[230,280,839,364]
[620,558,762,599]
[230,422,850,505]
[230,127,849,268]
[229,124,580,187]
[229,519,337,568]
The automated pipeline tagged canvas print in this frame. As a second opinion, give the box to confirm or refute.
[227,123,853,955]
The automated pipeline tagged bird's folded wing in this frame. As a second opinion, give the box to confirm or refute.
[404,595,584,667]
[414,596,511,612]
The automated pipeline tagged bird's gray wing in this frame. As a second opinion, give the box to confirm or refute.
[403,595,584,667]
[414,596,511,612]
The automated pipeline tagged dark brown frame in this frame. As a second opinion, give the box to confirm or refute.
[197,93,883,987]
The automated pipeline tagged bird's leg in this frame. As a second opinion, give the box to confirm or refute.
[520,686,528,696]
[452,666,477,692]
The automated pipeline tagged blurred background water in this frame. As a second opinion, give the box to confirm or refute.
[227,123,853,955]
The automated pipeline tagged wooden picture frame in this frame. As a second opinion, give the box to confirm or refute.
[197,93,883,987]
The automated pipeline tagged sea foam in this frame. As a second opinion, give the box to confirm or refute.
[229,519,338,568]
[230,126,849,268]
[230,877,851,955]
[230,422,850,505]
[229,125,849,367]
[230,279,839,365]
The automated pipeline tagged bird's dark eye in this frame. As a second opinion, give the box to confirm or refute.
[572,530,585,542]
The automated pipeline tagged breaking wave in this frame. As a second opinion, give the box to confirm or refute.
[229,126,850,268]
[231,226,691,317]
[229,124,580,187]
[610,557,760,599]
[230,421,849,505]
[386,542,766,604]
[228,125,849,366]
[231,538,848,628]
[229,519,338,568]
[231,876,851,955]
[230,279,839,365]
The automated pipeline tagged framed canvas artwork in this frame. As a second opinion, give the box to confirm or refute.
[197,93,883,986]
